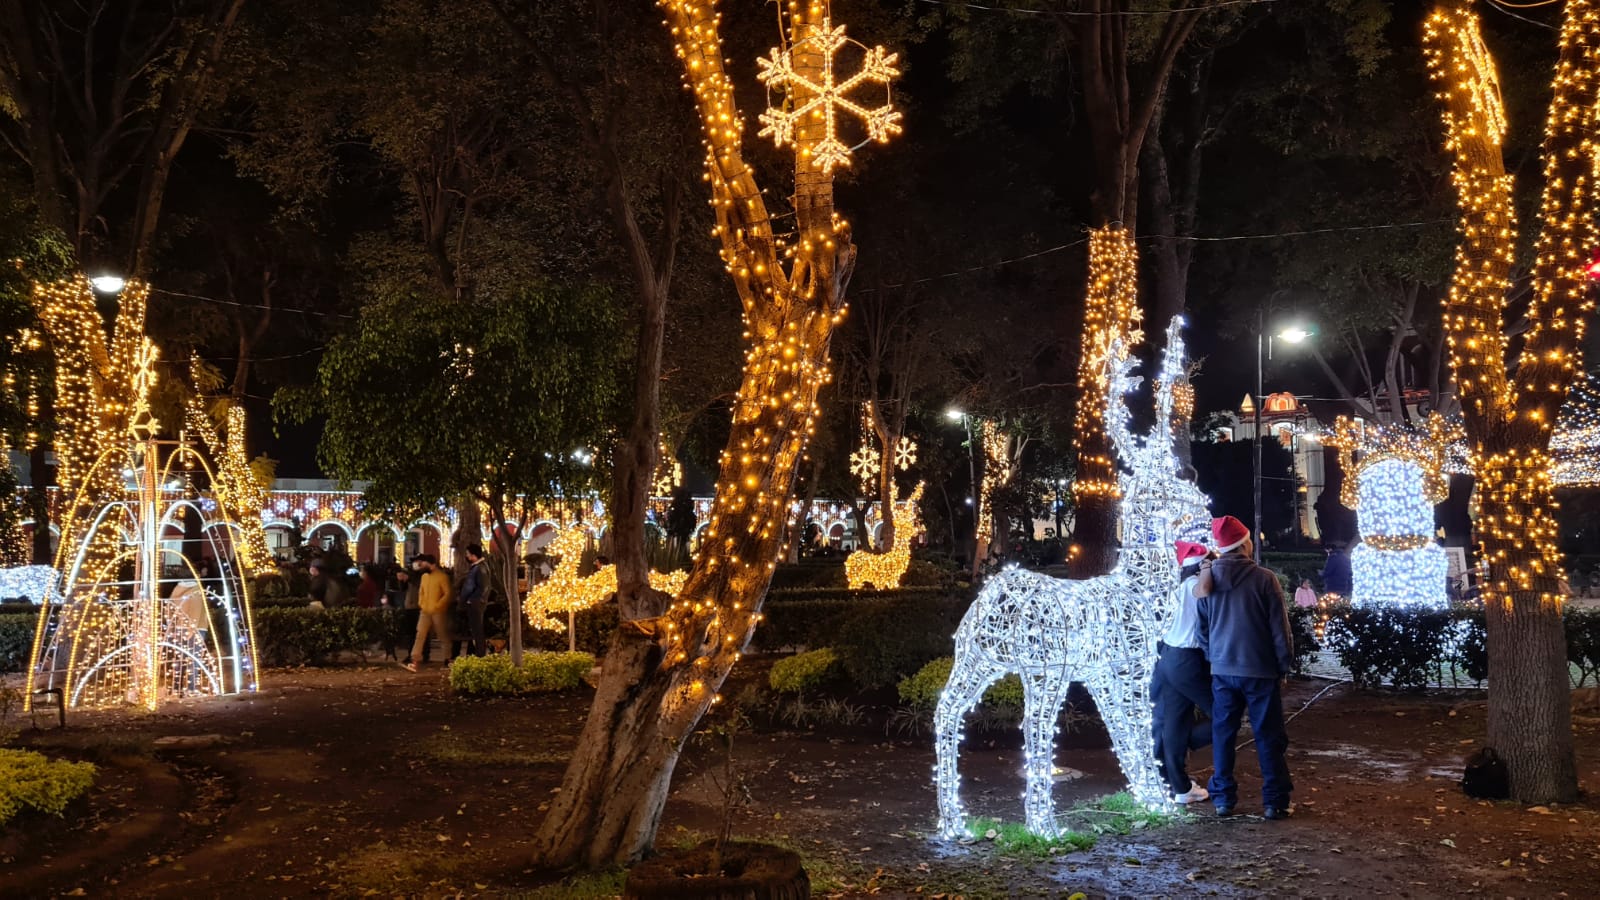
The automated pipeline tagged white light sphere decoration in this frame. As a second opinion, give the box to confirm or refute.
[1350,458,1450,609]
[934,317,1212,839]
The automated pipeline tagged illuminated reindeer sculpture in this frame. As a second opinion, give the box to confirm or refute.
[934,317,1212,838]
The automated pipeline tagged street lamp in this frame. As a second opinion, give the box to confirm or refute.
[1254,315,1315,563]
[90,274,126,294]
[944,408,979,567]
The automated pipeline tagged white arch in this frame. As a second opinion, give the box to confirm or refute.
[356,520,405,542]
[305,519,357,541]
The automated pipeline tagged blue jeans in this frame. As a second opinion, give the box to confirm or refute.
[1208,674,1292,809]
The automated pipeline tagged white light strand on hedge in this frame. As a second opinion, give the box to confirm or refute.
[0,565,57,604]
[1552,369,1600,487]
[935,317,1212,839]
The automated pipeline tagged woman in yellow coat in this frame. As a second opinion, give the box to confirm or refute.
[403,555,454,671]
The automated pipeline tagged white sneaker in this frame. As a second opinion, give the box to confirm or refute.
[1175,783,1210,804]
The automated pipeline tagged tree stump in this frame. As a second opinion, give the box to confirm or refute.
[624,841,809,900]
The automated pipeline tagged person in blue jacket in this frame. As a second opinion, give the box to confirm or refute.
[1195,515,1294,820]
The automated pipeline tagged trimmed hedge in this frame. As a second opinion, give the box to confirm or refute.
[1,611,37,674]
[252,607,403,666]
[0,749,96,825]
[448,651,595,695]
[897,657,1022,711]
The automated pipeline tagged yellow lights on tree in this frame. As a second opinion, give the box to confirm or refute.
[974,419,1013,566]
[844,481,923,589]
[756,17,901,174]
[1424,0,1599,803]
[1072,225,1142,574]
[531,0,899,866]
[184,378,274,579]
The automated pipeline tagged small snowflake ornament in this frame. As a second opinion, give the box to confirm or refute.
[894,436,917,471]
[849,446,881,481]
[757,18,902,174]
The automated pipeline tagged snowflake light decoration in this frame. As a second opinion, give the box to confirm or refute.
[935,317,1211,838]
[756,17,902,174]
[849,446,881,483]
[894,436,917,471]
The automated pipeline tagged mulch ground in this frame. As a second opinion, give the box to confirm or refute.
[3,661,1600,899]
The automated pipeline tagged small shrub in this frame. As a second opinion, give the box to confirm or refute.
[892,657,1025,734]
[0,748,96,825]
[834,595,966,689]
[0,611,38,674]
[252,607,386,666]
[1566,608,1600,687]
[1324,607,1454,690]
[448,651,595,696]
[1288,605,1321,674]
[768,648,840,694]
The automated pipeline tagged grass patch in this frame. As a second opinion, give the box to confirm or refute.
[1064,790,1184,835]
[967,817,1097,858]
[523,867,626,899]
[412,728,567,767]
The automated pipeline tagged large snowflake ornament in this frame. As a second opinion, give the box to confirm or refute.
[894,436,917,471]
[756,18,902,174]
[849,446,881,482]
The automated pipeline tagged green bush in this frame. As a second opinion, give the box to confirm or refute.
[1323,606,1457,690]
[252,606,393,666]
[0,611,38,674]
[448,651,595,695]
[1288,605,1321,674]
[768,648,841,694]
[1566,608,1600,687]
[0,749,96,825]
[769,562,848,591]
[833,593,969,689]
[1262,552,1326,594]
[752,587,971,655]
[897,657,1022,711]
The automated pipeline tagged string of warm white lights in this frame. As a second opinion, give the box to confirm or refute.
[974,419,1012,562]
[1551,370,1600,487]
[1072,226,1143,520]
[184,371,274,578]
[1425,0,1600,612]
[936,317,1211,838]
[524,522,689,637]
[844,481,923,589]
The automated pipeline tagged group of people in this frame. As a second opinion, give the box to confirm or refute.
[1151,514,1296,820]
[397,543,492,670]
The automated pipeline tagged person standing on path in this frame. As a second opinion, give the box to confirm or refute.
[1196,515,1294,820]
[404,555,453,672]
[1152,540,1216,804]
[1294,578,1318,608]
[459,544,489,657]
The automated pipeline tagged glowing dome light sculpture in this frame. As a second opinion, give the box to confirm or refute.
[934,317,1212,839]
[1325,415,1462,610]
[25,349,261,712]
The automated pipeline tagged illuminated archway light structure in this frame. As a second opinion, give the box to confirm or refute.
[1326,415,1464,609]
[935,317,1211,838]
[844,481,923,589]
[26,354,260,712]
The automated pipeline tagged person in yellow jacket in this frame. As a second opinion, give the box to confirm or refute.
[403,555,453,672]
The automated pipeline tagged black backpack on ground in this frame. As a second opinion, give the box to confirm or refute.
[1462,747,1510,799]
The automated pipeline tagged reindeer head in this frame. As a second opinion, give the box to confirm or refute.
[1105,316,1212,552]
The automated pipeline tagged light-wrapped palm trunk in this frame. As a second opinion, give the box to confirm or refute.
[1424,0,1600,802]
[529,0,866,867]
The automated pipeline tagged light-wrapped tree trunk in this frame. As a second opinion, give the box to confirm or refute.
[1423,0,1599,802]
[530,0,878,867]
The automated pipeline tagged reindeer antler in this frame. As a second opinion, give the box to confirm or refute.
[1103,337,1142,469]
[1151,316,1189,473]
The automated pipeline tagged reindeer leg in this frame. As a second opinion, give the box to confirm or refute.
[934,651,999,839]
[1094,667,1173,812]
[1021,671,1070,837]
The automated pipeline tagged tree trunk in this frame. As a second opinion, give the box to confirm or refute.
[529,1,859,867]
[27,444,52,564]
[1477,457,1577,801]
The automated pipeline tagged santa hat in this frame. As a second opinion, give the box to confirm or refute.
[1175,541,1209,566]
[1211,515,1250,553]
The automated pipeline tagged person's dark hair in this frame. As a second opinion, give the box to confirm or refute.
[466,543,484,560]
[1180,550,1218,581]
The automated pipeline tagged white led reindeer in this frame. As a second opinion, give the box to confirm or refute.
[934,317,1213,839]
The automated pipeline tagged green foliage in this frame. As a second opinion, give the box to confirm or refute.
[1263,552,1327,594]
[252,607,398,666]
[896,657,1021,712]
[768,648,841,694]
[750,588,970,654]
[965,817,1096,858]
[0,611,38,674]
[1323,605,1461,690]
[769,562,848,591]
[833,593,968,690]
[1288,605,1321,675]
[277,281,621,527]
[448,652,595,696]
[1566,609,1600,687]
[0,749,96,825]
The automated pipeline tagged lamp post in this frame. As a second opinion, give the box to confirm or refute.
[1254,315,1312,563]
[945,408,978,569]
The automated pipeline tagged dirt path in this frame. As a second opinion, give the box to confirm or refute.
[3,667,1599,898]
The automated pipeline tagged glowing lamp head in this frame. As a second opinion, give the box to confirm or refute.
[944,408,965,421]
[1278,325,1312,344]
[90,274,126,294]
